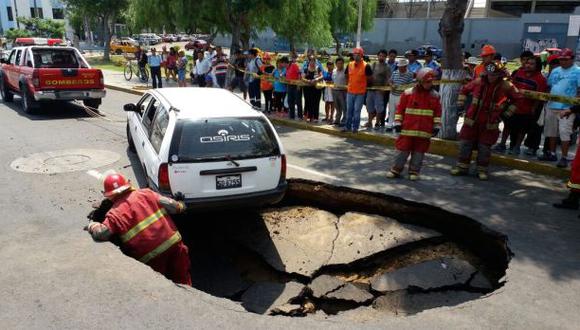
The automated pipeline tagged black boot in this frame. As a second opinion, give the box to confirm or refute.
[553,192,580,210]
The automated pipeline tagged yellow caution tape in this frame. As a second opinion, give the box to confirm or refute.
[227,64,580,105]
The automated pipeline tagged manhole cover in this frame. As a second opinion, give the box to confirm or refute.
[11,149,120,174]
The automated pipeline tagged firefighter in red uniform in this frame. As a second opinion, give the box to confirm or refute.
[386,67,442,181]
[451,62,520,180]
[554,105,580,211]
[85,173,192,286]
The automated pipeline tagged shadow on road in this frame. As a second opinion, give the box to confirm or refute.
[3,96,93,120]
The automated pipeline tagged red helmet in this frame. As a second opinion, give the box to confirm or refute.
[353,47,364,56]
[416,67,436,82]
[480,44,496,57]
[559,48,574,59]
[103,173,132,198]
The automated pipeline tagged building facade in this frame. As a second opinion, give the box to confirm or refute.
[0,0,65,34]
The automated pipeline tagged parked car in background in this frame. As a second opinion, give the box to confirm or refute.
[184,39,208,51]
[138,33,161,45]
[124,88,287,209]
[162,34,178,43]
[110,39,139,55]
[417,45,443,58]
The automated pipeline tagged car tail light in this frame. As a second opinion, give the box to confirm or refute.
[279,155,286,184]
[32,70,39,88]
[98,70,104,86]
[158,163,172,193]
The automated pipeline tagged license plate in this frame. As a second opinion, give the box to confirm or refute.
[216,174,242,190]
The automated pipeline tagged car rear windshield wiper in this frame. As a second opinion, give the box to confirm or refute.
[225,155,240,167]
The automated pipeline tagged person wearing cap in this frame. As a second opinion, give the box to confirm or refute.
[387,59,414,131]
[85,173,191,285]
[451,62,520,180]
[386,67,441,181]
[474,44,496,79]
[342,47,373,133]
[148,47,163,89]
[405,49,422,74]
[246,48,263,108]
[465,57,480,79]
[540,48,580,167]
[423,49,441,79]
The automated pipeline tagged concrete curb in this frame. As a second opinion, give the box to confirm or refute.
[105,83,570,180]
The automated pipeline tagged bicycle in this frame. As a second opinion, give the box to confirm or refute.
[124,60,149,83]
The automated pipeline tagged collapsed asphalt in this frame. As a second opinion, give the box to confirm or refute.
[169,179,509,317]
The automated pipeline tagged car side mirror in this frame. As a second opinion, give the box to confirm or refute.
[123,103,137,112]
[0,58,6,64]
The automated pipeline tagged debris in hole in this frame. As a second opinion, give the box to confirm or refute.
[170,179,511,319]
[327,212,440,265]
[469,271,494,290]
[241,282,306,315]
[309,275,345,298]
[325,283,374,303]
[370,257,477,292]
[373,290,484,316]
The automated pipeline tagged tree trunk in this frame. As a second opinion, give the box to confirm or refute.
[332,33,341,55]
[102,14,111,62]
[230,19,241,52]
[438,0,468,140]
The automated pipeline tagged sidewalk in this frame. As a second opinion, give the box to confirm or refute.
[101,69,572,179]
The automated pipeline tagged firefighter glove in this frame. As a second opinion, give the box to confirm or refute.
[432,128,440,137]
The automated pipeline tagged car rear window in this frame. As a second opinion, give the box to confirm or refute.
[170,117,280,162]
[32,49,81,68]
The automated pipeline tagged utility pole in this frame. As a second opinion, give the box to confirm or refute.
[356,0,363,48]
[13,0,19,28]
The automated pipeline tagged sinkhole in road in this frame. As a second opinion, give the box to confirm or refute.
[172,179,512,318]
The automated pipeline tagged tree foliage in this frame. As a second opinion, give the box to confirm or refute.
[62,0,129,60]
[15,17,66,38]
[328,0,376,52]
[123,0,375,52]
[270,0,333,51]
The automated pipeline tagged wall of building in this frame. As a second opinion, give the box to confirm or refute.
[0,0,65,34]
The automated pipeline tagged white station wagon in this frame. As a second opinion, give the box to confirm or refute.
[124,88,287,209]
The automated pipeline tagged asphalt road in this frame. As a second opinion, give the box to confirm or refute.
[0,89,579,329]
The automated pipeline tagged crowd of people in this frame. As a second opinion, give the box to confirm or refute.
[134,43,580,176]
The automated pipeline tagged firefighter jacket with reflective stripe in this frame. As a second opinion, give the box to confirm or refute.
[458,78,520,145]
[395,87,442,139]
[347,60,369,95]
[103,189,181,264]
[459,78,519,128]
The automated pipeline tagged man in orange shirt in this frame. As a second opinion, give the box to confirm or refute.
[342,47,373,133]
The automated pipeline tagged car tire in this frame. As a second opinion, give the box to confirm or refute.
[0,77,14,102]
[126,123,136,152]
[21,84,38,114]
[83,99,101,110]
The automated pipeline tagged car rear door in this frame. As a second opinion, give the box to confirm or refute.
[167,117,283,199]
[130,93,154,167]
[141,103,170,191]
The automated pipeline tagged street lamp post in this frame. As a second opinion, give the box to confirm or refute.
[356,0,363,48]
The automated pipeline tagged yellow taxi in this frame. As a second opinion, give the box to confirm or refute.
[110,39,139,55]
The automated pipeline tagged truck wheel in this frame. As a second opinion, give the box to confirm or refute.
[21,85,38,114]
[83,99,101,110]
[126,123,136,152]
[0,78,14,102]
